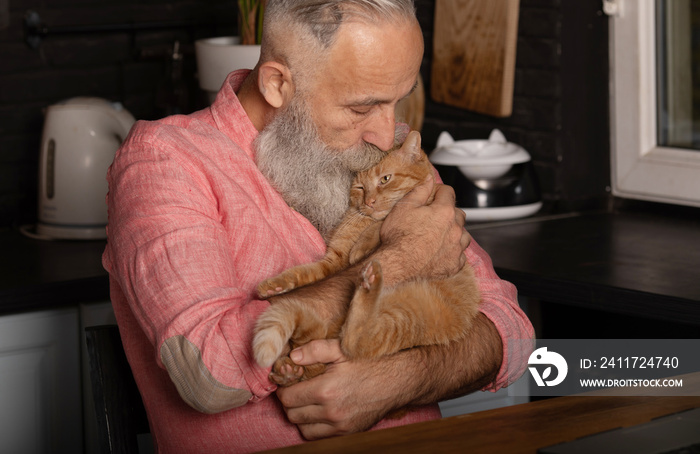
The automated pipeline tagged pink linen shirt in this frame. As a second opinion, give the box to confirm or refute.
[103,70,534,453]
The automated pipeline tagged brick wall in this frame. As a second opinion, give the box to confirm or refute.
[0,0,235,228]
[0,0,610,229]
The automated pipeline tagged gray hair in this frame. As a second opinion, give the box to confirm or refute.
[265,0,416,48]
[260,0,417,76]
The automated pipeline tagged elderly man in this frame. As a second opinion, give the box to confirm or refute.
[103,0,534,452]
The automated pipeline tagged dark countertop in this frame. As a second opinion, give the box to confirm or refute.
[0,228,109,315]
[470,206,700,326]
[2,203,699,322]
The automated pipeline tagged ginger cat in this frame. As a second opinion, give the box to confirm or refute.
[253,131,481,386]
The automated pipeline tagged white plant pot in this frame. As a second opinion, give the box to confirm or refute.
[195,36,261,104]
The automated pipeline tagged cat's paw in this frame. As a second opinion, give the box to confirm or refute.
[269,356,305,387]
[256,276,296,299]
[360,260,382,291]
[349,245,370,265]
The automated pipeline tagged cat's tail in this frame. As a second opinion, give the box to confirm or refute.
[253,304,296,368]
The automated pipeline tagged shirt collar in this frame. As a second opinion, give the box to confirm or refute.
[210,69,259,161]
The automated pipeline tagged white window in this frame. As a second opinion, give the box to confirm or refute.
[610,0,700,207]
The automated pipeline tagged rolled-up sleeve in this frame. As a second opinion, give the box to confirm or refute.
[467,239,535,391]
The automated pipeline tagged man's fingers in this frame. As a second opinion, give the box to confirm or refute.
[297,423,336,441]
[455,206,466,227]
[283,398,353,440]
[395,173,435,208]
[276,379,319,409]
[430,181,456,207]
[283,401,331,426]
[461,228,472,250]
[290,339,344,366]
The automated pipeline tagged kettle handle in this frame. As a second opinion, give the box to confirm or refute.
[109,102,136,140]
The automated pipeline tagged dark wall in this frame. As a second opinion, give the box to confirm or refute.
[0,0,235,228]
[417,0,611,212]
[0,0,610,229]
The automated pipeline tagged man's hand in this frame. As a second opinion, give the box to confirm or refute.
[275,314,503,441]
[378,175,471,284]
[275,339,411,440]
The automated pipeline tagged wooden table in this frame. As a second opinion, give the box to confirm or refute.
[262,395,700,453]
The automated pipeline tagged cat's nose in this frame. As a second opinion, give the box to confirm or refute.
[365,197,375,208]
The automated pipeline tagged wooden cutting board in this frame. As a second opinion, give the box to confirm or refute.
[396,73,425,132]
[430,0,520,117]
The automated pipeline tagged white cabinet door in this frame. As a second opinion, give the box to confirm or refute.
[0,308,82,454]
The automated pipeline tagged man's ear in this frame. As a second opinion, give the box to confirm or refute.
[258,61,294,109]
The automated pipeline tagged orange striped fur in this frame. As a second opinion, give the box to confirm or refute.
[253,131,481,388]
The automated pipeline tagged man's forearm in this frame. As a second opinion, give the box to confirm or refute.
[380,312,503,409]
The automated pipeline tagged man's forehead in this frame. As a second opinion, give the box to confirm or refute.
[344,80,419,107]
[302,17,423,108]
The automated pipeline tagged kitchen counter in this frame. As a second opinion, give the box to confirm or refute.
[469,205,700,326]
[2,202,699,322]
[0,228,109,315]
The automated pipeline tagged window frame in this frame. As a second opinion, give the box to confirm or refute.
[610,0,700,208]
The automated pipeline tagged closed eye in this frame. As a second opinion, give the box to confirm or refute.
[349,107,373,117]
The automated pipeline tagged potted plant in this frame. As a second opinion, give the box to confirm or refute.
[195,0,266,103]
[238,0,266,45]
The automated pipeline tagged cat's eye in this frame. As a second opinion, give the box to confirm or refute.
[380,175,391,184]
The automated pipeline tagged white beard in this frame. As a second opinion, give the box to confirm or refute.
[254,95,385,238]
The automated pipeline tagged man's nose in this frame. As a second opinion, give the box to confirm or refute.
[362,107,396,151]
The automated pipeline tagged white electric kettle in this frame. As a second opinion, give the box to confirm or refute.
[36,97,136,240]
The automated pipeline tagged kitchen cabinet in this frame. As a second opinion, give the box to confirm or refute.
[0,302,122,454]
[80,301,117,454]
[0,308,82,454]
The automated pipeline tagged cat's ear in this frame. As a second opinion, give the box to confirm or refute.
[258,61,295,109]
[401,130,422,162]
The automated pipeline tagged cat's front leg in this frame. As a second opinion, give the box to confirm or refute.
[348,223,382,265]
[257,258,341,298]
[257,270,301,298]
